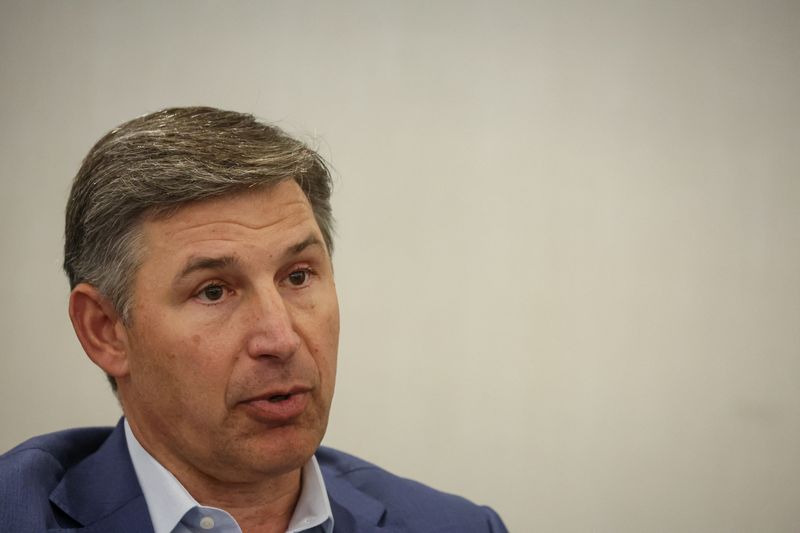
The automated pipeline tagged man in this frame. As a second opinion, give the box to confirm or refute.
[0,107,508,533]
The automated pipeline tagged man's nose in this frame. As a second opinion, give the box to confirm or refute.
[244,286,301,360]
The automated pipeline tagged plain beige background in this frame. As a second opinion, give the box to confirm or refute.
[2,2,799,532]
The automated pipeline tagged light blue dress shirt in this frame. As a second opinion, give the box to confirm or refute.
[124,420,334,533]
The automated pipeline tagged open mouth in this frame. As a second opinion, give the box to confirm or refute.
[268,394,292,403]
[241,389,310,422]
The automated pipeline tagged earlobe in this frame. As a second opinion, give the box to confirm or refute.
[68,284,130,380]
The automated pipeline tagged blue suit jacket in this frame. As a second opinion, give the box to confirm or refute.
[0,421,507,532]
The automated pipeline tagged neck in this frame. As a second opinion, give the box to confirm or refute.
[125,416,304,533]
[187,471,302,533]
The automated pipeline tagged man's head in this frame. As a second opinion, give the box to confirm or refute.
[65,107,334,328]
[64,107,340,486]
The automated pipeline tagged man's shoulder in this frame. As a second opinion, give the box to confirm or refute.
[1,425,114,474]
[316,446,507,532]
[0,426,113,493]
[0,426,117,530]
[316,445,463,502]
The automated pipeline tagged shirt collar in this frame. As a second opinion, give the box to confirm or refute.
[124,419,333,533]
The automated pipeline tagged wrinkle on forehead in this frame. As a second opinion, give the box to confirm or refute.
[137,182,322,261]
[157,200,313,237]
[146,183,314,238]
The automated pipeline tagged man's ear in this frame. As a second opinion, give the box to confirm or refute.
[68,283,130,380]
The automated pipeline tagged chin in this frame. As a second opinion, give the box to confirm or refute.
[245,426,324,475]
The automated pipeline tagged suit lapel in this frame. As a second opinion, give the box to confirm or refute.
[47,419,155,533]
[46,421,391,533]
[324,471,391,533]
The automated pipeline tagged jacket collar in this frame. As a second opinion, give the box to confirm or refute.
[48,419,154,533]
[46,418,391,532]
[323,467,390,533]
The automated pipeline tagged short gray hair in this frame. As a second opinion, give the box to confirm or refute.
[64,106,335,325]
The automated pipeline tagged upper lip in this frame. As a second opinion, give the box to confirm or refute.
[241,385,312,403]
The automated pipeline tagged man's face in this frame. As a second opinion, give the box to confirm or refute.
[117,180,339,484]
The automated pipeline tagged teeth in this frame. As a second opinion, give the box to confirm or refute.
[268,394,290,403]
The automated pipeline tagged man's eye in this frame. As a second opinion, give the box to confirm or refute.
[197,284,227,302]
[286,269,312,287]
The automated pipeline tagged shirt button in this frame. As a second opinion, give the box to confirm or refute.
[200,516,215,529]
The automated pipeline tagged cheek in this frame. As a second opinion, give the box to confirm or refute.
[130,319,230,388]
[314,306,340,381]
[294,297,338,376]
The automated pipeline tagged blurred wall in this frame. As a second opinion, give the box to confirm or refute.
[1,2,799,532]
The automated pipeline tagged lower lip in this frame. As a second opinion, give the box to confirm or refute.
[240,392,310,424]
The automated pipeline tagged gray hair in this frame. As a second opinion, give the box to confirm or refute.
[64,106,334,326]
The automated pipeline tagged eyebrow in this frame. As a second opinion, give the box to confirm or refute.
[174,255,241,283]
[173,234,325,283]
[283,235,324,261]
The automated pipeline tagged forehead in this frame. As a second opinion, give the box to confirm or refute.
[144,181,315,237]
[137,181,327,276]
